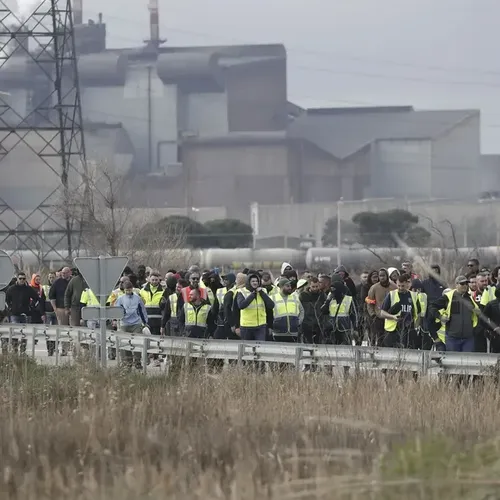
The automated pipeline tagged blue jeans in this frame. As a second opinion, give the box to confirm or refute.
[445,336,474,353]
[240,326,267,342]
[10,315,29,324]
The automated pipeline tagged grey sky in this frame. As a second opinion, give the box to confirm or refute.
[80,0,500,152]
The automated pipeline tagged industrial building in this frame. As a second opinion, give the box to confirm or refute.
[0,4,485,233]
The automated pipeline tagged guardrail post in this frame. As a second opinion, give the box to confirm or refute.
[294,347,302,372]
[142,337,149,375]
[237,343,245,365]
[185,342,193,368]
[8,326,13,353]
[55,328,60,366]
[31,327,36,358]
[116,337,122,368]
[75,330,81,358]
[354,347,361,376]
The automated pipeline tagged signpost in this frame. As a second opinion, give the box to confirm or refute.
[0,251,15,311]
[74,256,128,368]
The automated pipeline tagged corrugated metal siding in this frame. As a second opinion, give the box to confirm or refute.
[371,140,432,198]
[431,115,480,198]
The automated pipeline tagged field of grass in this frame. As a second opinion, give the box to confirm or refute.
[1,356,500,499]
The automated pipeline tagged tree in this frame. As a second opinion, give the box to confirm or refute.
[352,209,431,247]
[203,219,253,248]
[137,215,208,249]
[322,216,359,246]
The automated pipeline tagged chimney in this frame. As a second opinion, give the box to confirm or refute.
[149,0,159,44]
[73,0,83,25]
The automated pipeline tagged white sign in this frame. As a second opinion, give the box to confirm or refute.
[74,256,128,297]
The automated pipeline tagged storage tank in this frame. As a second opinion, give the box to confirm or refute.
[202,248,306,271]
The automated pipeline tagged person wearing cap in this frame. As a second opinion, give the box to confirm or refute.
[213,273,239,340]
[320,280,357,345]
[429,275,479,353]
[380,273,420,348]
[295,278,309,296]
[269,278,304,342]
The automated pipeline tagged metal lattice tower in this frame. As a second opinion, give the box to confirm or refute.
[0,0,86,263]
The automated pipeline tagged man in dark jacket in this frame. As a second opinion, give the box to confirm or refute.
[333,265,357,299]
[64,270,86,327]
[299,277,327,344]
[178,288,214,338]
[481,286,500,353]
[5,272,42,354]
[213,273,239,340]
[429,275,478,352]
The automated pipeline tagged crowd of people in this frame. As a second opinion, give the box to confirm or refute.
[1,257,500,367]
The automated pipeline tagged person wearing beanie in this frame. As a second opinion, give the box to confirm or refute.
[320,280,357,345]
[268,278,304,342]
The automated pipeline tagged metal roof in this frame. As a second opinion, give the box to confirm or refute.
[287,107,479,160]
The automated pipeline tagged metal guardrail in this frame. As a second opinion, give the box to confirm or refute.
[1,324,500,377]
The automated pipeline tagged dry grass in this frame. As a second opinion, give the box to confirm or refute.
[1,357,500,499]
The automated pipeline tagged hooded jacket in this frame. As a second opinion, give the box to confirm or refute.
[366,268,396,318]
[64,274,86,309]
[333,265,357,299]
[387,267,400,282]
[6,281,41,316]
[236,273,275,327]
[320,281,357,332]
[299,288,328,335]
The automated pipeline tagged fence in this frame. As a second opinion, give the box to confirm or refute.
[1,324,500,377]
[253,198,500,247]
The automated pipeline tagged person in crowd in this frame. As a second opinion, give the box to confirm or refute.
[4,272,41,354]
[402,261,420,280]
[429,275,479,353]
[387,267,400,284]
[178,287,214,338]
[64,268,86,328]
[261,272,277,295]
[139,271,164,335]
[321,280,357,345]
[42,271,57,326]
[269,278,304,342]
[481,286,500,353]
[467,259,480,275]
[299,277,327,344]
[236,272,274,341]
[29,273,46,324]
[333,265,357,299]
[115,281,148,369]
[365,268,397,346]
[49,266,72,356]
[468,274,477,293]
[213,273,239,340]
[109,276,142,305]
[421,264,445,303]
[410,278,430,349]
[380,274,420,349]
[318,274,332,295]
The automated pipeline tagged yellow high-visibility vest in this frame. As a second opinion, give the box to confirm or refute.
[80,288,99,306]
[169,293,178,315]
[140,286,163,306]
[480,286,496,307]
[444,290,478,327]
[239,289,267,327]
[272,292,300,318]
[184,302,210,327]
[384,290,418,332]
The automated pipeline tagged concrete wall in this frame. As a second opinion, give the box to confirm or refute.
[480,155,500,192]
[431,114,480,198]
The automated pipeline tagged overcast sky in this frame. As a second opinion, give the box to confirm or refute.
[27,0,500,152]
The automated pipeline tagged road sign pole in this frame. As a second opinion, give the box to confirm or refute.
[74,255,128,370]
[99,256,107,369]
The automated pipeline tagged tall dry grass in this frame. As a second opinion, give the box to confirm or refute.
[1,356,500,499]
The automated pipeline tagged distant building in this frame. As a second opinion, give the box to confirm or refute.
[0,15,482,224]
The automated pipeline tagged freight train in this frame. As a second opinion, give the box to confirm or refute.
[4,246,496,272]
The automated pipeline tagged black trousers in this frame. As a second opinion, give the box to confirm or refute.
[383,328,418,349]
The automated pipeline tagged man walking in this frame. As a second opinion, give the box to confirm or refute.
[429,275,479,353]
[49,266,72,355]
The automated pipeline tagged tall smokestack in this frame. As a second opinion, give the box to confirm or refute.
[148,0,159,44]
[73,0,82,25]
